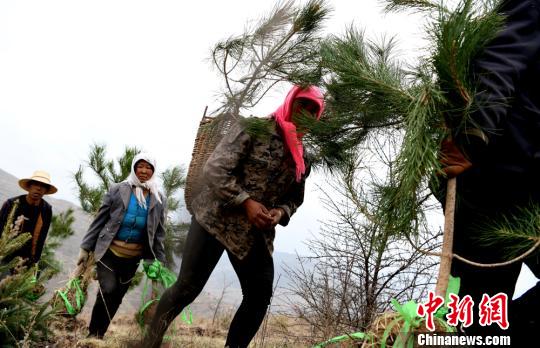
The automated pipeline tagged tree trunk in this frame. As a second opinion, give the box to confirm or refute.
[435,177,456,297]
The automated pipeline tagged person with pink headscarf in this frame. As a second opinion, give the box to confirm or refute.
[144,85,324,348]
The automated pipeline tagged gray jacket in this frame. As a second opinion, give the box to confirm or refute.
[80,181,166,263]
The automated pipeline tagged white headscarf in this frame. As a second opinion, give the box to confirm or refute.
[124,153,162,209]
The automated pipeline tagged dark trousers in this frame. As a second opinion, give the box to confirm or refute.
[144,218,274,348]
[88,249,140,337]
[448,170,540,344]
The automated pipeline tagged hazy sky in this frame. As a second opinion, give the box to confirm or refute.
[0,0,429,254]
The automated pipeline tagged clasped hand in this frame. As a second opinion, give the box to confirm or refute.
[242,198,283,230]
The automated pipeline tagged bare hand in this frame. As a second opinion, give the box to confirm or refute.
[243,199,273,229]
[268,208,285,227]
[77,248,90,266]
[439,137,472,178]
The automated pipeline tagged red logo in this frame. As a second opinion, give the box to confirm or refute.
[417,291,444,331]
[417,291,509,330]
[446,293,474,327]
[478,293,509,329]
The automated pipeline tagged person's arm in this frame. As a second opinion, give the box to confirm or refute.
[0,199,13,238]
[203,122,252,207]
[274,164,311,227]
[457,0,540,157]
[33,202,53,264]
[152,197,167,264]
[80,185,115,252]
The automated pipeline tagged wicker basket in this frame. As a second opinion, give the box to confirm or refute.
[185,112,236,214]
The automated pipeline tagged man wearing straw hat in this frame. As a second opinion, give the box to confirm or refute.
[0,170,57,266]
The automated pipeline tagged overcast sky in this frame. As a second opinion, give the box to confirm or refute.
[0,0,429,254]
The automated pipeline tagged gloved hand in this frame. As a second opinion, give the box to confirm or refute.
[439,137,472,178]
[76,248,90,266]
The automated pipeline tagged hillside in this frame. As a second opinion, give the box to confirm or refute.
[0,168,304,322]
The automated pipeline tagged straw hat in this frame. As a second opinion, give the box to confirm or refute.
[18,170,58,195]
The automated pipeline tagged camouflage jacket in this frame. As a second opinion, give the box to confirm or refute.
[191,118,309,260]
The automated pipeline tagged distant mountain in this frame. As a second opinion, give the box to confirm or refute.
[0,168,304,321]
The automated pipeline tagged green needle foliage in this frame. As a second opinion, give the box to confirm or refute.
[195,0,330,169]
[383,0,439,13]
[48,209,76,242]
[160,166,188,269]
[239,117,275,142]
[211,0,329,122]
[39,209,76,276]
[476,205,540,261]
[0,202,56,346]
[379,82,446,236]
[75,143,140,215]
[429,0,504,132]
[161,166,186,215]
[299,28,414,169]
[301,0,503,238]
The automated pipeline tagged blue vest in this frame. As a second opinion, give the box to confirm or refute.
[115,193,150,243]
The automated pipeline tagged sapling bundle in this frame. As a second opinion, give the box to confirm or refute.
[51,253,95,317]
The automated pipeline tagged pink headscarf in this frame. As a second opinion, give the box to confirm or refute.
[273,85,325,182]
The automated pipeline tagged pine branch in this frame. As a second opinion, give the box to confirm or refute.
[383,0,440,13]
[301,27,412,169]
[111,146,140,183]
[211,0,329,116]
[88,144,111,191]
[306,0,504,240]
[74,166,103,214]
[0,202,56,345]
[378,83,446,236]
[75,144,140,214]
[431,0,503,132]
[0,202,32,262]
[476,205,540,260]
[49,209,75,239]
[160,166,186,214]
[39,209,76,275]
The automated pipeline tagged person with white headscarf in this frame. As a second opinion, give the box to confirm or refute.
[78,153,166,339]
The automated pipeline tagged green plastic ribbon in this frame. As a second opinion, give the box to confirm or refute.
[56,277,85,315]
[380,299,424,348]
[312,332,370,348]
[143,259,177,288]
[312,276,461,348]
[435,275,461,319]
[138,260,193,327]
[25,273,40,301]
[181,306,193,325]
